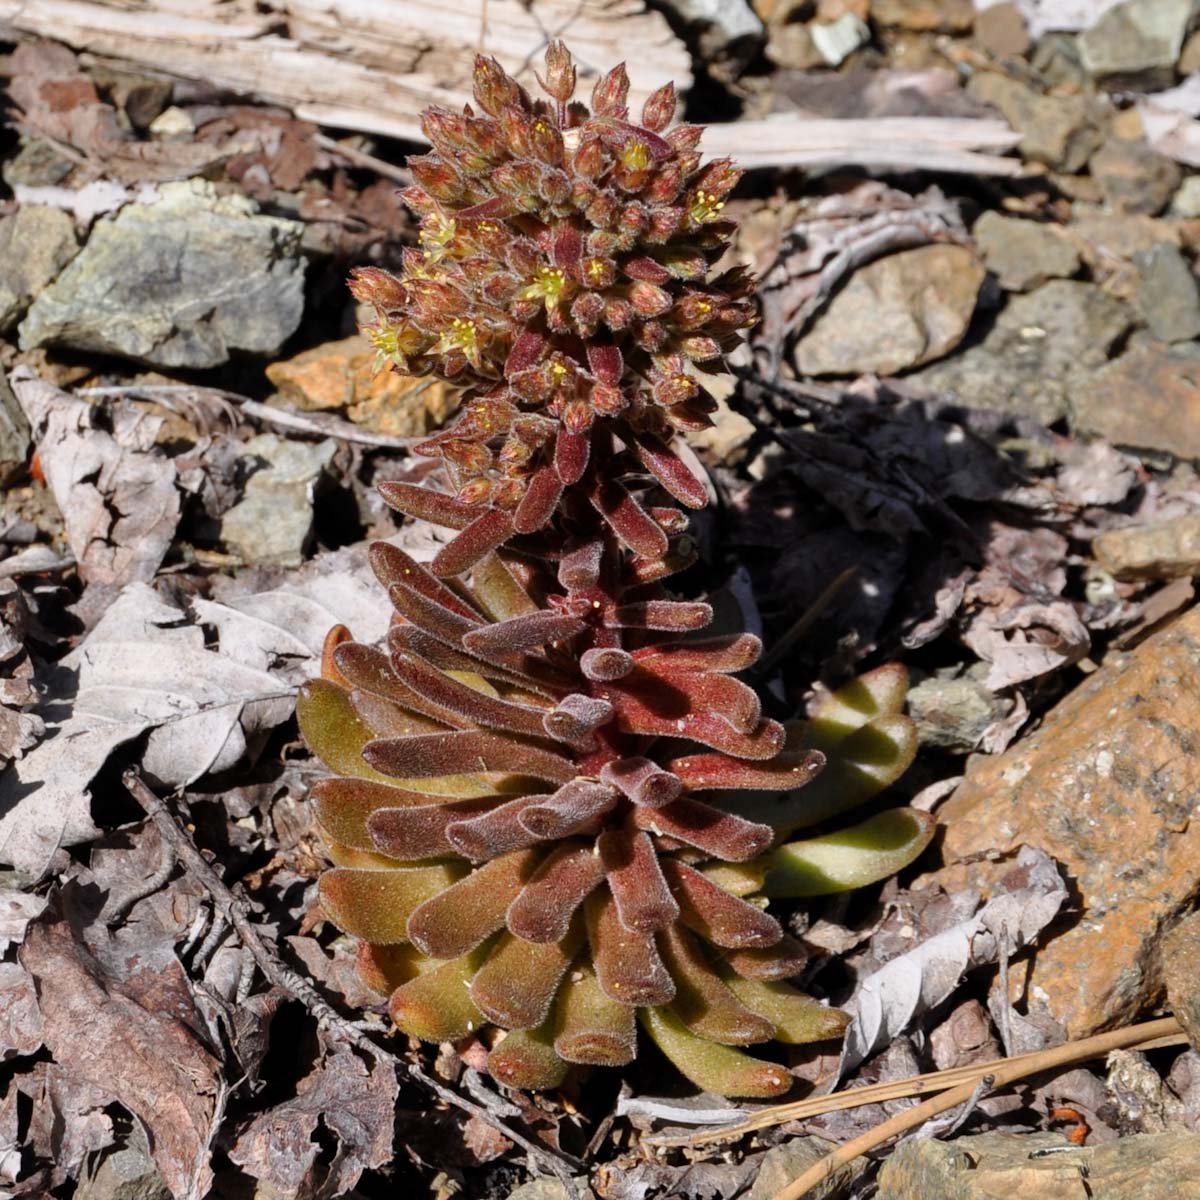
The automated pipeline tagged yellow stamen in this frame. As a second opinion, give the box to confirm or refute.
[690,188,726,223]
[521,265,569,309]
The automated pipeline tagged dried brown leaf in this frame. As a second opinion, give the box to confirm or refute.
[228,1043,398,1198]
[19,908,221,1198]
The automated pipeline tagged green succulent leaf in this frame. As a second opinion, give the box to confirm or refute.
[639,1007,792,1098]
[759,808,936,898]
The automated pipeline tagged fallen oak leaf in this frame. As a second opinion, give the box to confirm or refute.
[18,905,221,1199]
[228,1041,398,1198]
[836,845,1068,1079]
[11,367,180,590]
[0,583,292,873]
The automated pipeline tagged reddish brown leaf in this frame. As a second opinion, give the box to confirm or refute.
[407,850,539,957]
[581,647,635,681]
[446,794,548,860]
[363,730,576,784]
[599,756,682,807]
[367,798,494,859]
[629,432,708,509]
[370,541,482,621]
[600,829,679,933]
[507,841,606,943]
[541,693,615,749]
[607,600,712,631]
[661,859,782,948]
[632,797,773,861]
[432,510,516,577]
[519,779,618,838]
[462,611,585,656]
[389,650,550,739]
[513,466,564,534]
[377,481,476,530]
[554,429,590,484]
[591,478,669,560]
[670,749,826,792]
[586,890,675,1006]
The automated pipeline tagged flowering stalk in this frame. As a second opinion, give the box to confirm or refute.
[301,44,933,1097]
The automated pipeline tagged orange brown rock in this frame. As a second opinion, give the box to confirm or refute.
[265,334,456,436]
[920,605,1200,1038]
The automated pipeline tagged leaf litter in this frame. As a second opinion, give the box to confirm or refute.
[4,8,1200,1200]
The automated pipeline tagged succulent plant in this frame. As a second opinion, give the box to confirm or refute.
[301,43,934,1098]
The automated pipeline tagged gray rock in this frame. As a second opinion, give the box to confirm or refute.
[0,368,30,486]
[1094,513,1200,580]
[967,72,1107,171]
[877,1130,1200,1199]
[974,210,1081,291]
[1090,137,1181,215]
[909,281,1133,424]
[794,245,985,377]
[221,434,336,567]
[76,1138,171,1200]
[0,206,79,332]
[748,1138,851,1200]
[20,180,306,369]
[2,138,75,189]
[1079,0,1195,90]
[908,673,1010,753]
[1136,243,1200,342]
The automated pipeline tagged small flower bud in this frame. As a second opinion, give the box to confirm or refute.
[541,40,577,104]
[529,115,564,165]
[641,81,676,132]
[409,156,465,202]
[646,207,685,244]
[577,256,615,290]
[562,398,594,434]
[667,123,703,151]
[570,291,605,335]
[473,54,523,116]
[591,383,627,416]
[591,63,630,117]
[348,267,406,311]
[642,160,684,205]
[652,371,697,407]
[573,135,607,179]
[441,437,494,476]
[538,168,571,205]
[421,109,469,154]
[672,292,718,331]
[628,280,672,317]
[604,296,633,330]
[635,320,670,351]
[456,477,495,506]
[491,477,525,509]
[680,335,721,362]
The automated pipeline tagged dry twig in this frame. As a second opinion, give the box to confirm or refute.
[647,1021,1188,1151]
[78,384,424,450]
[767,1016,1185,1200]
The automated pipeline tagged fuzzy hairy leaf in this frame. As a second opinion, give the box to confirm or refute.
[761,808,935,898]
[639,1008,791,1099]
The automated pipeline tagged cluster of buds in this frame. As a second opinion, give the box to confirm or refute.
[307,43,934,1096]
[349,43,755,566]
